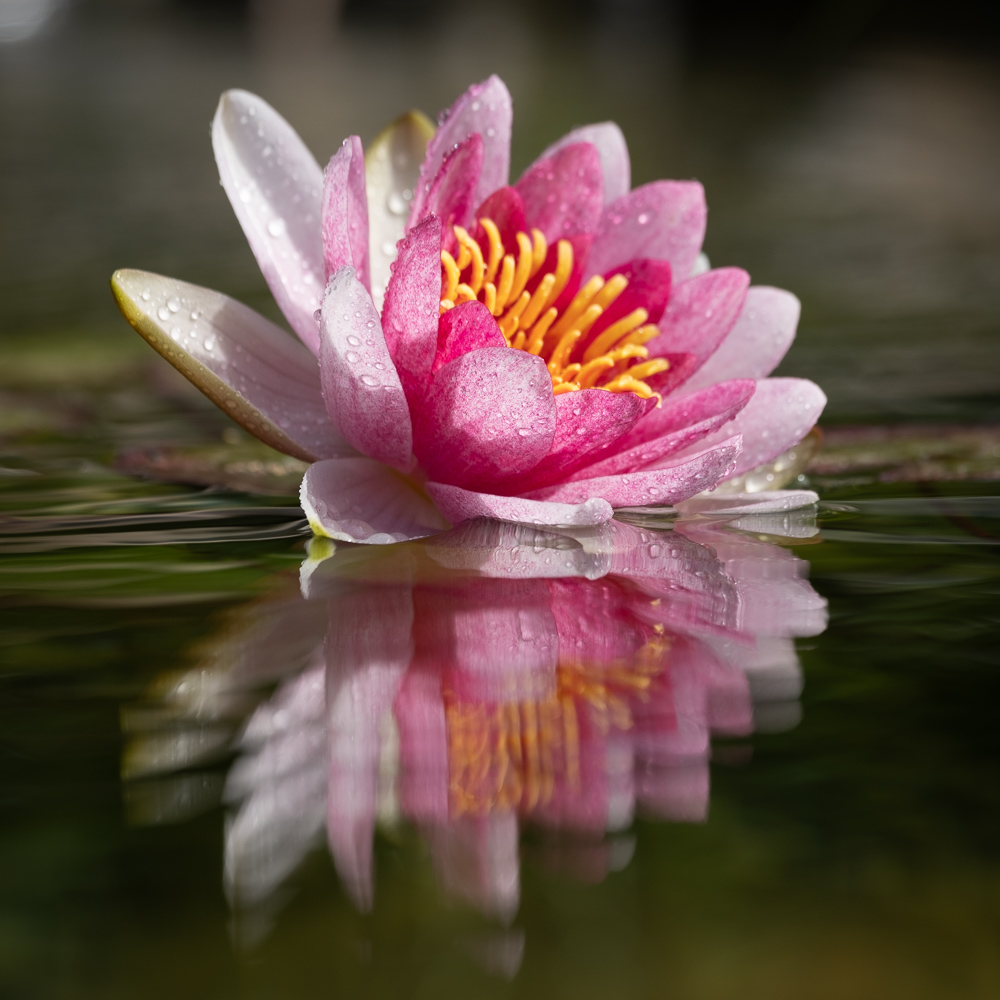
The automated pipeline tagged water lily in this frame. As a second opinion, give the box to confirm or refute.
[111,76,826,544]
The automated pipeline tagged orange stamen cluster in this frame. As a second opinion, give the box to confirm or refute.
[440,218,669,400]
[445,640,668,818]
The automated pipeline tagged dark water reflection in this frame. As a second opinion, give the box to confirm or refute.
[123,515,825,951]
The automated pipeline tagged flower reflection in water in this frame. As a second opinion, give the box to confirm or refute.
[122,502,826,950]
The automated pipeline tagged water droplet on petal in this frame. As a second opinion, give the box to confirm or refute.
[267,218,287,237]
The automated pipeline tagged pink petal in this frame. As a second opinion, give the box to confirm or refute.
[644,268,749,372]
[381,215,442,407]
[586,181,707,283]
[581,258,672,355]
[535,122,631,204]
[319,267,412,470]
[111,269,353,461]
[322,136,370,291]
[508,389,652,491]
[409,76,512,230]
[425,482,613,527]
[684,286,801,391]
[472,186,526,254]
[212,90,325,354]
[393,669,449,824]
[673,378,826,479]
[516,142,604,241]
[425,133,484,245]
[621,378,756,448]
[570,381,755,480]
[433,301,506,374]
[413,347,556,492]
[523,436,742,506]
[301,458,448,544]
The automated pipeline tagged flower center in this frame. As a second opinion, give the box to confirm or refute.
[440,219,669,399]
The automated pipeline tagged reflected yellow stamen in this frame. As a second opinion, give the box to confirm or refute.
[440,217,666,398]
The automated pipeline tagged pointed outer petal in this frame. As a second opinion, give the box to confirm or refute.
[111,270,352,462]
[523,436,742,507]
[674,489,819,517]
[381,215,442,406]
[412,347,557,492]
[506,389,653,492]
[425,482,613,528]
[301,458,447,544]
[365,110,435,310]
[325,587,412,912]
[644,268,749,373]
[515,142,604,242]
[472,186,526,257]
[579,258,672,354]
[684,286,801,391]
[320,267,412,469]
[523,231,592,316]
[586,181,707,283]
[212,90,325,354]
[566,380,756,481]
[424,518,612,580]
[672,378,826,480]
[322,136,370,290]
[393,668,449,823]
[409,75,512,230]
[535,122,631,204]
[432,300,506,375]
[425,133,483,247]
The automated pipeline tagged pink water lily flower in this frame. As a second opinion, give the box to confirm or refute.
[111,76,826,544]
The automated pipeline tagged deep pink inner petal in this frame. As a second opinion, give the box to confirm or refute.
[381,216,443,408]
[413,347,557,492]
[507,389,653,492]
[425,133,484,253]
[472,186,526,258]
[322,135,371,291]
[534,122,631,204]
[516,142,604,242]
[433,301,507,374]
[580,258,672,356]
[319,267,412,471]
[587,181,707,282]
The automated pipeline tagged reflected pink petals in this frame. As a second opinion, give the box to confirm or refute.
[321,136,370,290]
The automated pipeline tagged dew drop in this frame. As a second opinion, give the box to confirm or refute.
[157,306,171,321]
[346,335,361,346]
[140,290,151,302]
[381,241,397,258]
[345,351,360,363]
[360,374,379,386]
[637,212,650,225]
[387,192,407,216]
[267,218,287,238]
[167,298,180,313]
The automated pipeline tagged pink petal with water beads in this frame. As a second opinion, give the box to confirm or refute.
[322,135,371,290]
[301,458,447,544]
[516,142,605,242]
[319,267,412,470]
[381,215,442,406]
[409,75,512,229]
[684,286,801,390]
[326,588,412,910]
[586,181,707,284]
[425,134,484,251]
[569,381,756,480]
[644,267,749,369]
[425,482,614,528]
[535,122,631,204]
[523,436,742,507]
[432,301,506,374]
[509,389,652,491]
[672,378,826,479]
[111,269,354,462]
[212,89,325,354]
[413,347,557,492]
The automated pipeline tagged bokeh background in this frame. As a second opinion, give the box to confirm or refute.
[2,0,999,425]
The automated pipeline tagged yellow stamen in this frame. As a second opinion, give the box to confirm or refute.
[548,275,605,339]
[498,291,531,339]
[441,250,460,303]
[526,307,558,354]
[616,358,671,382]
[619,323,660,348]
[518,273,556,331]
[582,308,649,363]
[480,217,504,283]
[494,255,515,313]
[454,283,477,304]
[576,356,616,389]
[531,228,547,275]
[510,329,527,351]
[592,273,629,312]
[548,329,583,375]
[454,227,484,293]
[482,282,496,314]
[552,382,578,394]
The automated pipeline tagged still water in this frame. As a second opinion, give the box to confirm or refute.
[2,2,1000,998]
